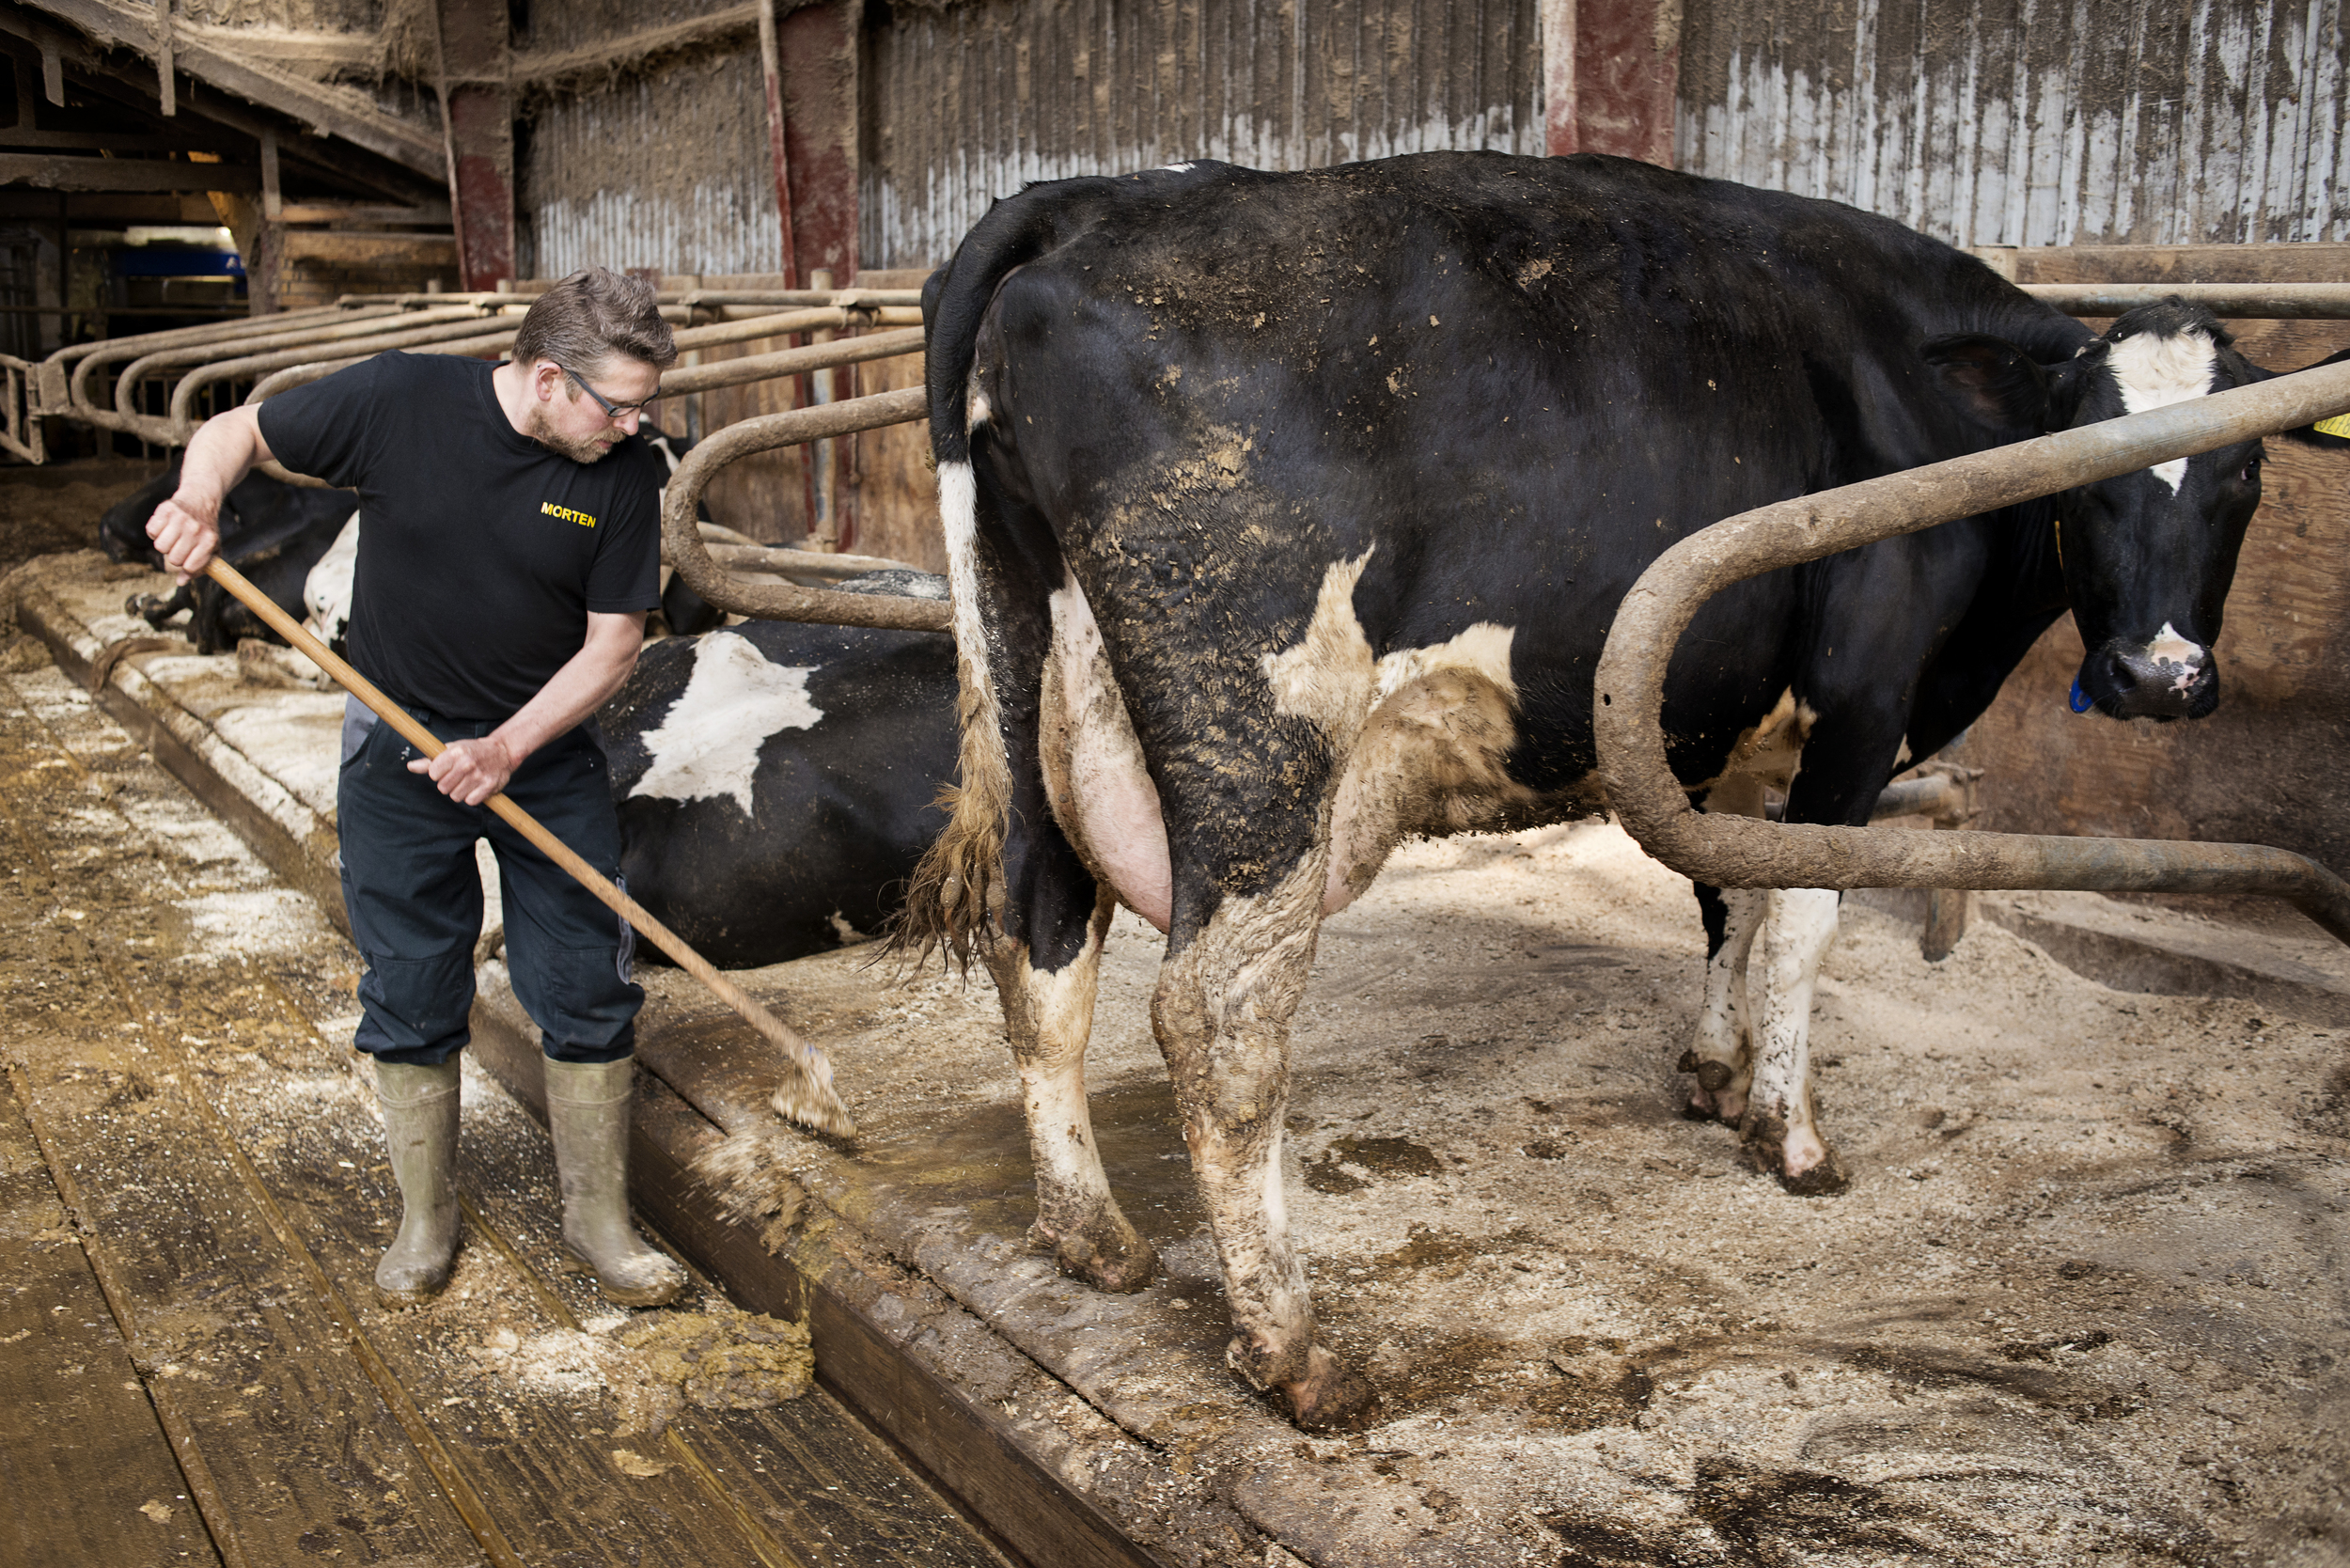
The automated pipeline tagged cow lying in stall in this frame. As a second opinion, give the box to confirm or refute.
[599,570,957,968]
[899,151,2349,1429]
[102,461,359,653]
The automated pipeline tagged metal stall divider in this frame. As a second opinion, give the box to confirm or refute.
[1592,355,2350,942]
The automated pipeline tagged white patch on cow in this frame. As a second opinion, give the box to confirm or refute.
[2140,620,2206,696]
[647,434,684,476]
[1260,551,1377,737]
[2109,331,2219,494]
[966,389,992,433]
[303,510,361,648]
[630,632,822,816]
[1042,574,1173,932]
[939,461,1003,735]
[1746,886,1841,1179]
[1697,688,1816,809]
[1374,621,1517,704]
[1161,161,1196,172]
[828,911,872,947]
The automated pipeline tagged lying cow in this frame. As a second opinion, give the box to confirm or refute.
[102,461,359,653]
[898,151,2348,1428]
[602,571,955,968]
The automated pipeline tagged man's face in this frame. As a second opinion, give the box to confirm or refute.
[524,355,662,463]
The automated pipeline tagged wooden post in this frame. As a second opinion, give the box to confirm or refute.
[151,0,172,117]
[757,0,797,284]
[1542,0,1577,156]
[1543,0,1685,167]
[430,0,514,291]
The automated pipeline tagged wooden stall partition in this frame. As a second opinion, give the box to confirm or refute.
[1948,243,2350,886]
[646,270,812,547]
[849,266,943,572]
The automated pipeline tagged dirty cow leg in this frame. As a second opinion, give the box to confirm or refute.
[985,892,1155,1293]
[1681,884,1762,1122]
[1739,886,1850,1194]
[1153,852,1377,1432]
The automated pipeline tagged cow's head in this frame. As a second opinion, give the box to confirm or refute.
[1925,300,2348,721]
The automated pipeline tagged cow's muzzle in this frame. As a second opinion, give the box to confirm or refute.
[2077,637,2220,721]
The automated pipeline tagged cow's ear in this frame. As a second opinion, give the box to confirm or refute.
[2256,346,2350,449]
[1921,334,2051,431]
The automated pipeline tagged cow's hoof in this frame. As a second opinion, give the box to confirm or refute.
[1274,1345,1382,1433]
[1776,1152,1850,1197]
[1738,1110,1849,1196]
[1034,1215,1157,1294]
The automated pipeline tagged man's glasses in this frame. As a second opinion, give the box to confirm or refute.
[562,365,654,421]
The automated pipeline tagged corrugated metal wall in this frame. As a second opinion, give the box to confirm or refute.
[861,0,1543,269]
[521,49,780,280]
[1676,0,2350,247]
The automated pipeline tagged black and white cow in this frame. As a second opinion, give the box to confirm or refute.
[102,461,360,654]
[895,151,2348,1429]
[602,571,957,968]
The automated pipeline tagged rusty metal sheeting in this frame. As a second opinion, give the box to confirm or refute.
[661,386,949,632]
[863,0,1543,269]
[524,49,781,279]
[1678,0,2350,247]
[1591,358,2350,945]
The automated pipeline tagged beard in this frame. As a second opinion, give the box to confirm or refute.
[524,403,617,464]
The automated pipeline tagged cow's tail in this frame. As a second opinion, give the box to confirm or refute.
[889,187,1106,971]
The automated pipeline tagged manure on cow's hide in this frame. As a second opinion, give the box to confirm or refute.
[690,1129,812,1256]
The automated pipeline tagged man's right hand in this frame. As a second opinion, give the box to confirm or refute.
[147,491,221,585]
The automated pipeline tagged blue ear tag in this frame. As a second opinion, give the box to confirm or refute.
[2069,678,2093,713]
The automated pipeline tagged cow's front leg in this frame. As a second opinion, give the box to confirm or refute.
[1738,886,1850,1194]
[986,893,1155,1292]
[1154,854,1376,1432]
[1681,884,1762,1121]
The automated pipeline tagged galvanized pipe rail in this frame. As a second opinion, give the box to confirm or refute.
[659,386,949,634]
[1590,359,2350,946]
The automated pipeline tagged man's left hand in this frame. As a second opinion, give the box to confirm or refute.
[411,735,519,806]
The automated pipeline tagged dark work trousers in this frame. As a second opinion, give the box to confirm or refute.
[337,697,640,1067]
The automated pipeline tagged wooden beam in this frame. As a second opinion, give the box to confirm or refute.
[509,2,758,94]
[14,0,444,177]
[279,227,454,265]
[149,0,168,115]
[1544,0,1683,165]
[274,198,449,225]
[1542,0,1576,155]
[0,151,257,190]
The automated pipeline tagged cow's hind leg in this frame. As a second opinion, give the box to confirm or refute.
[1680,883,1762,1121]
[1154,846,1375,1431]
[986,879,1155,1292]
[1739,886,1850,1194]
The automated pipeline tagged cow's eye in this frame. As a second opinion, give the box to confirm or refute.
[2241,457,2261,482]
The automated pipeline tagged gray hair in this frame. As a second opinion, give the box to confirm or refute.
[511,267,677,374]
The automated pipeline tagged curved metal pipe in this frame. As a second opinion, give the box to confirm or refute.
[102,306,494,424]
[1591,359,2350,947]
[659,386,950,633]
[2021,281,2350,319]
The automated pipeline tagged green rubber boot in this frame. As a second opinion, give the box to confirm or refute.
[544,1058,685,1308]
[373,1059,462,1306]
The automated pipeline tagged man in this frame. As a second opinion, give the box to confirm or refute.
[148,267,687,1309]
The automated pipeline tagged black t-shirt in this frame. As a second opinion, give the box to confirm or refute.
[258,351,661,721]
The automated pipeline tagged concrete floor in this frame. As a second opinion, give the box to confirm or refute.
[12,545,2350,1567]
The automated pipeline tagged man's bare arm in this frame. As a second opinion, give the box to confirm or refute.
[147,405,274,583]
[409,611,646,806]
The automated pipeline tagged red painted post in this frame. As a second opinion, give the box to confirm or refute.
[434,0,514,291]
[1544,0,1684,167]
